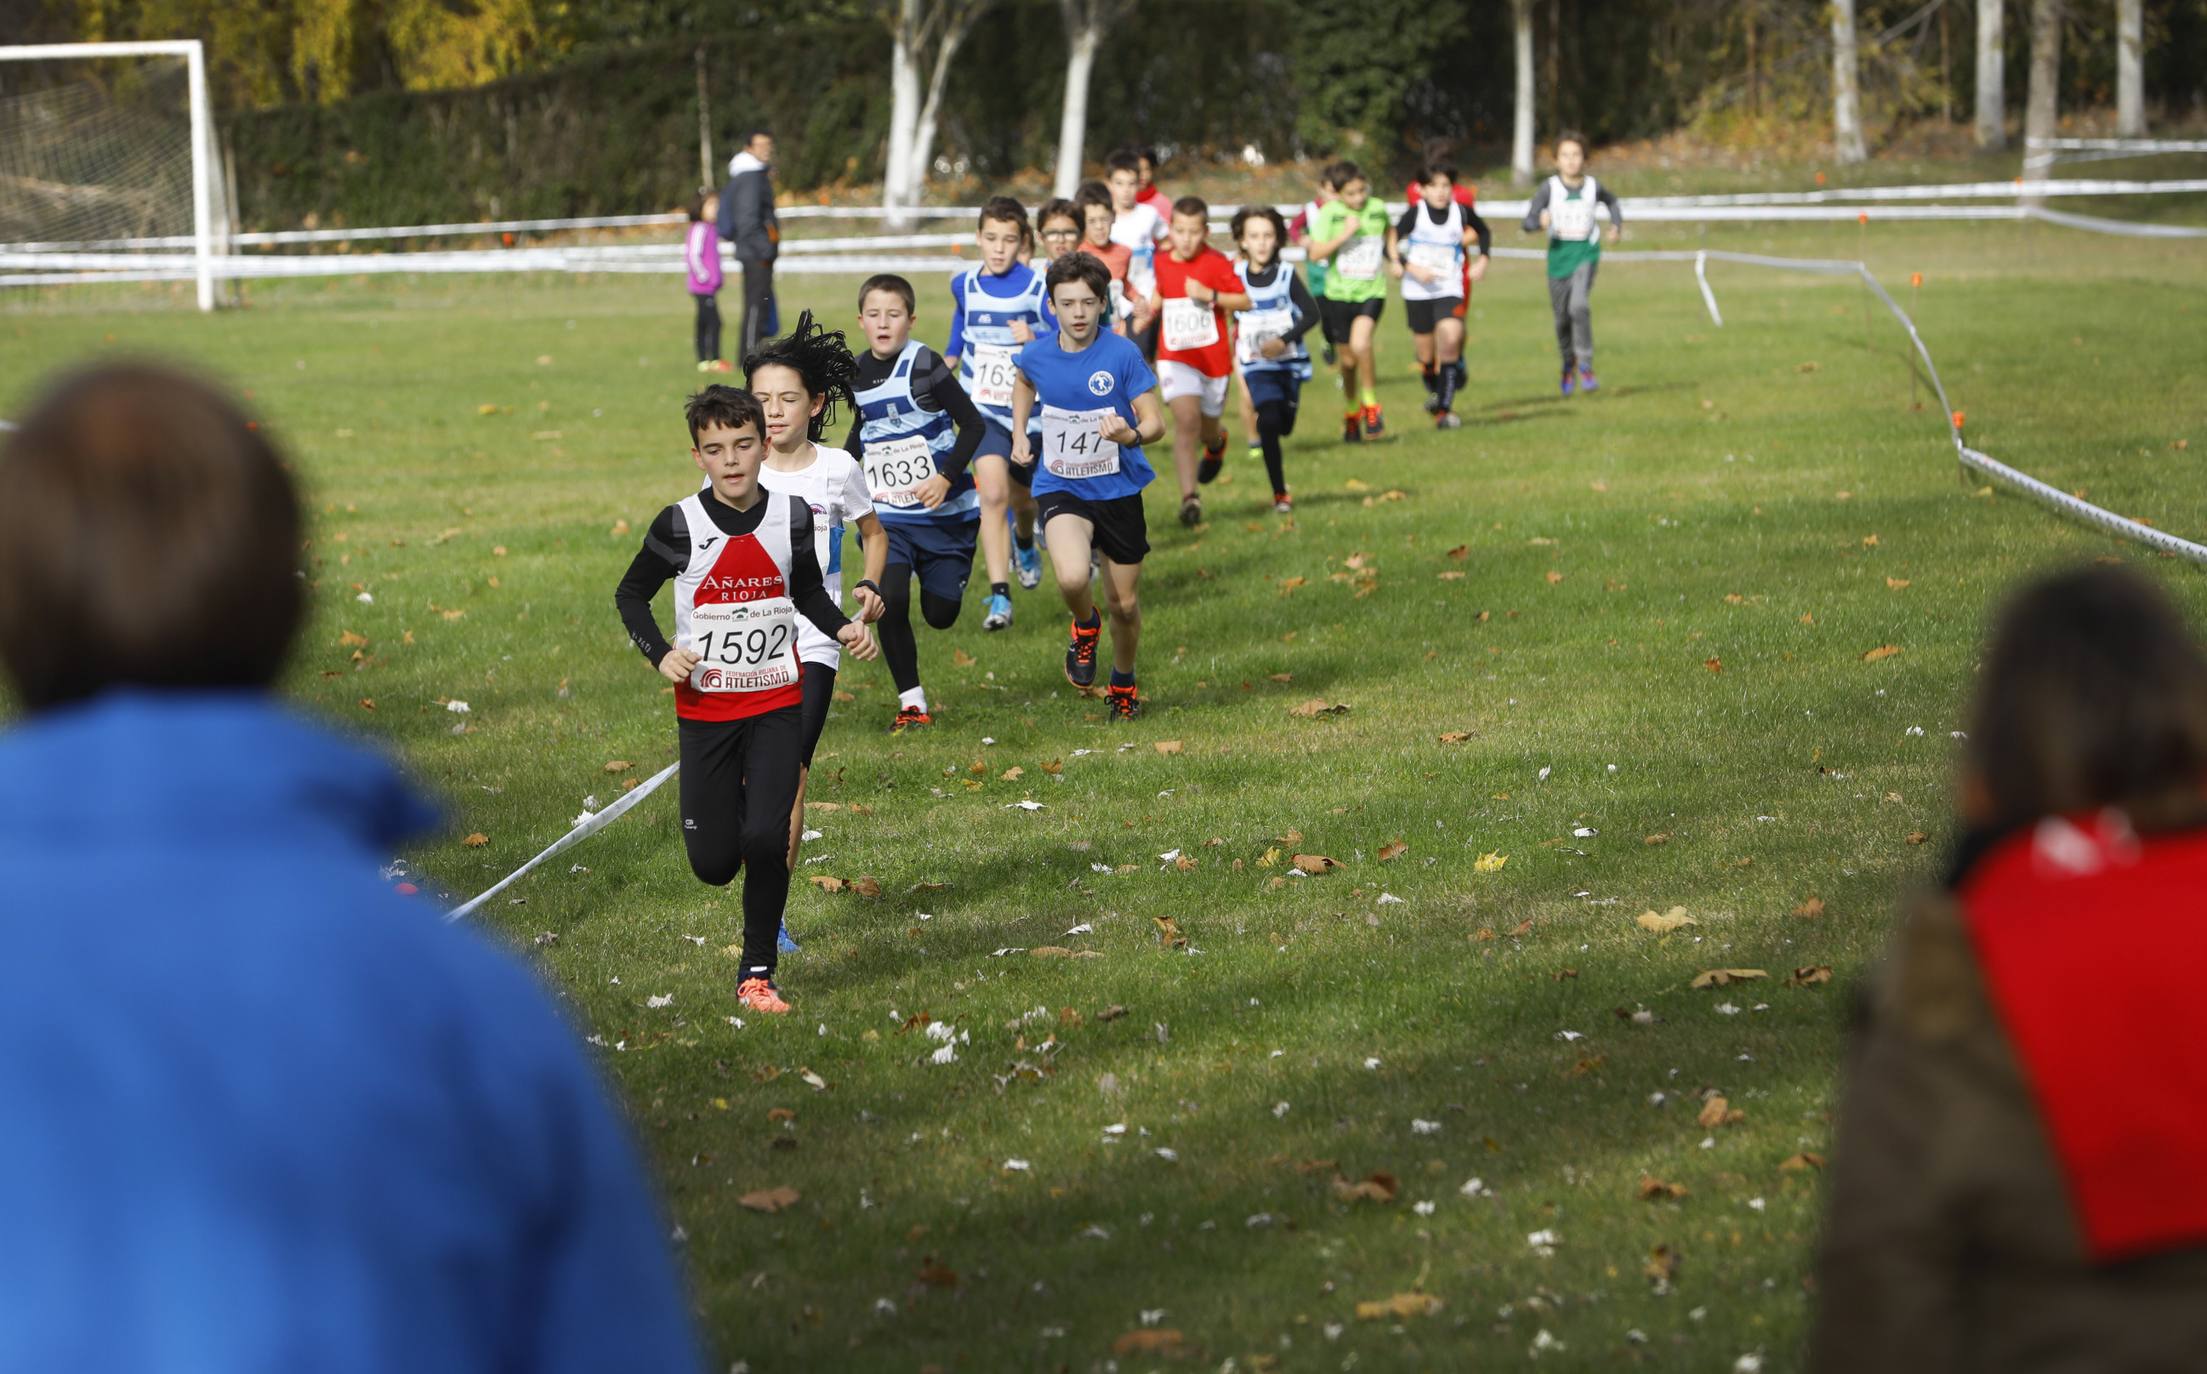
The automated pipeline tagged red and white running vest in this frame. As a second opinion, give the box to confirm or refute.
[671,491,804,721]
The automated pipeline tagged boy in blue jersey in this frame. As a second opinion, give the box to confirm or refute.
[945,196,1053,630]
[1008,253,1166,723]
[844,274,988,731]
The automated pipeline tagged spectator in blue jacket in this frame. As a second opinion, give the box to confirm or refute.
[0,362,704,1374]
[718,126,781,360]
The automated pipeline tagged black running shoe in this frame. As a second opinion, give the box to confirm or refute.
[1064,616,1101,688]
[1106,683,1142,721]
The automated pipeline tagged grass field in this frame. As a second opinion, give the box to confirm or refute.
[5,215,2204,1372]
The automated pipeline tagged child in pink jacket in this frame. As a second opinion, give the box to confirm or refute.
[687,191,728,372]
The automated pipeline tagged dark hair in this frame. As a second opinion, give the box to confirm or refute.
[1967,565,2207,835]
[687,189,710,222]
[1324,159,1364,189]
[978,195,1030,236]
[683,384,765,446]
[0,362,303,711]
[744,126,773,144]
[1170,195,1208,221]
[1036,198,1082,233]
[1073,181,1114,215]
[858,273,916,314]
[1136,146,1161,171]
[1105,150,1142,177]
[1555,130,1589,157]
[1416,162,1458,185]
[1231,203,1288,247]
[742,310,858,441]
[1045,251,1113,307]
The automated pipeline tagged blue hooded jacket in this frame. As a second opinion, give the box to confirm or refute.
[0,692,702,1373]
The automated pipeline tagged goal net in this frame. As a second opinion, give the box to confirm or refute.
[0,42,222,309]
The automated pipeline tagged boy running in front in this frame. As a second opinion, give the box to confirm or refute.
[1230,204,1319,513]
[745,312,888,869]
[1521,131,1622,396]
[1303,159,1395,442]
[1393,162,1490,428]
[613,385,878,1015]
[1148,195,1251,529]
[844,273,988,732]
[946,197,1051,629]
[1008,253,1166,722]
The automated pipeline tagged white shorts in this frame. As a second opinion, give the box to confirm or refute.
[1156,360,1228,418]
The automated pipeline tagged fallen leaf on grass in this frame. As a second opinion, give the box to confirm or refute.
[766,1107,796,1123]
[602,759,632,773]
[1638,1176,1690,1201]
[1545,570,1565,584]
[1644,832,1671,846]
[1277,577,1306,595]
[1508,918,1534,937]
[1704,657,1723,674]
[337,630,370,649]
[1887,577,1911,590]
[1154,740,1184,755]
[1438,730,1473,744]
[1288,699,1351,719]
[915,1259,958,1288]
[1636,906,1697,934]
[462,832,489,847]
[1377,839,1408,862]
[1792,896,1826,919]
[1785,965,1833,987]
[1332,1171,1399,1204]
[1645,1245,1681,1284]
[1781,1151,1828,1172]
[1292,853,1341,873]
[1446,544,1469,560]
[1697,1095,1738,1129]
[1473,851,1508,873]
[1907,830,1930,846]
[1000,766,1024,781]
[1355,1292,1442,1321]
[951,648,977,667]
[1112,1330,1188,1357]
[738,1186,800,1214]
[1154,915,1188,949]
[1861,644,1903,663]
[808,875,848,893]
[1690,968,1768,989]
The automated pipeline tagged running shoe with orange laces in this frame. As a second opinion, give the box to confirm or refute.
[1106,682,1142,721]
[890,704,932,732]
[736,976,792,1015]
[1064,614,1102,688]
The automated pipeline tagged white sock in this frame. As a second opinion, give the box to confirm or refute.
[900,686,928,713]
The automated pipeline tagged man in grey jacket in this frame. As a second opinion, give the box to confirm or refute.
[717,128,781,359]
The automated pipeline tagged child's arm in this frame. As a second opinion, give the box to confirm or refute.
[1465,208,1492,283]
[1282,270,1321,346]
[1521,182,1550,234]
[852,511,888,623]
[1098,389,1165,448]
[943,275,967,368]
[785,501,874,660]
[1597,184,1624,243]
[1008,373,1038,467]
[1210,261,1251,314]
[919,348,985,508]
[612,506,693,683]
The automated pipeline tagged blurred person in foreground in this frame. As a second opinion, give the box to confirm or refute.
[0,363,702,1373]
[1812,564,2207,1372]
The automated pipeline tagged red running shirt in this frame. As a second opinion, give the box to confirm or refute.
[1151,246,1246,377]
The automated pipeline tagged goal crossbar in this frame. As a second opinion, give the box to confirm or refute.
[0,39,215,310]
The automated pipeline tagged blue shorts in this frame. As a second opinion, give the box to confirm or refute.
[883,516,979,603]
[1242,367,1303,420]
[972,418,1039,488]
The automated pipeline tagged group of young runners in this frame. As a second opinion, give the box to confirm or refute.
[634,139,1622,1012]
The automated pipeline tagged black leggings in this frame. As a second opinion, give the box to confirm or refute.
[694,293,721,362]
[1255,399,1300,497]
[677,707,803,981]
[797,661,836,766]
[738,258,776,361]
[877,564,964,694]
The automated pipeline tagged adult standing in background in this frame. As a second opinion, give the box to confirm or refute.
[719,127,781,360]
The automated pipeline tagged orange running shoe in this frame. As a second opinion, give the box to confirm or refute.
[1065,615,1102,688]
[890,704,933,733]
[736,976,792,1014]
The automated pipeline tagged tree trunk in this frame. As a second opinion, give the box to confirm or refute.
[694,45,713,192]
[2021,0,2062,203]
[1831,0,1868,164]
[1510,0,1534,185]
[1053,15,1101,196]
[906,23,970,210]
[884,5,922,228]
[2116,0,2145,137]
[1975,0,2005,149]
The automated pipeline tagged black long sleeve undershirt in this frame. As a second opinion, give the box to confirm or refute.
[840,344,986,479]
[1394,201,1494,257]
[613,493,848,667]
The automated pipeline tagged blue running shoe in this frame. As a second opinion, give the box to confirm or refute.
[1559,366,1577,398]
[777,923,802,954]
[983,591,1013,630]
[1013,540,1043,590]
[1578,366,1599,393]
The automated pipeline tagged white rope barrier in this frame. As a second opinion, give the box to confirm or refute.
[445,761,679,922]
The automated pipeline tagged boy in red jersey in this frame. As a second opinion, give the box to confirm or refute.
[1147,195,1250,529]
[613,385,877,1015]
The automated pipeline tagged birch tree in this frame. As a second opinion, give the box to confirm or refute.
[1831,0,1868,164]
[2021,0,2062,203]
[881,0,997,227]
[2116,0,2144,137]
[1510,0,1534,186]
[1051,0,1132,196]
[1975,0,2005,149]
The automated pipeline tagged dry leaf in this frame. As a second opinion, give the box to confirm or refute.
[1154,915,1188,949]
[852,876,882,898]
[1377,839,1408,862]
[1697,1095,1732,1129]
[737,1185,800,1213]
[1544,569,1565,584]
[807,875,848,893]
[1473,851,1508,873]
[1292,853,1341,873]
[1508,919,1534,937]
[1112,1330,1188,1357]
[1636,906,1697,934]
[1644,832,1671,846]
[915,1259,958,1288]
[337,630,370,648]
[1690,968,1768,989]
[1886,577,1911,590]
[1862,532,1879,547]
[1704,657,1723,674]
[1446,544,1470,560]
[1437,730,1473,744]
[602,759,633,773]
[951,648,977,667]
[461,832,489,847]
[1781,1151,1828,1172]
[1000,766,1024,781]
[1861,644,1903,663]
[1332,1170,1399,1204]
[1277,576,1306,595]
[1792,896,1826,919]
[1355,1292,1442,1321]
[1288,699,1350,719]
[1784,965,1833,987]
[1638,1176,1689,1201]
[1645,1244,1681,1284]
[1154,740,1184,755]
[766,1107,796,1123]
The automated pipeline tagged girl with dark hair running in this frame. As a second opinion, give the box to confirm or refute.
[744,312,889,872]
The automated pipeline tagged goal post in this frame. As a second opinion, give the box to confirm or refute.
[0,40,218,311]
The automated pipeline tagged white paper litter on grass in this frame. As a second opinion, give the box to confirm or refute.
[1005,800,1046,811]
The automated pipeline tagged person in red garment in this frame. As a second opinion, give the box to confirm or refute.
[1811,564,2207,1372]
[1146,195,1249,530]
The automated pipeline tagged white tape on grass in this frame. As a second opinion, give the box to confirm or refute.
[445,761,678,922]
[1691,248,2207,566]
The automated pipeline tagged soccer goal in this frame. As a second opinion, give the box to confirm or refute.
[0,41,220,310]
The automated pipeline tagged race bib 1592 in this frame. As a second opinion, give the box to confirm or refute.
[688,598,800,692]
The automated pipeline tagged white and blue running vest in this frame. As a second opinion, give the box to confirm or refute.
[952,265,1050,430]
[1232,260,1313,380]
[854,339,978,525]
[1545,175,1605,243]
[1399,200,1467,302]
